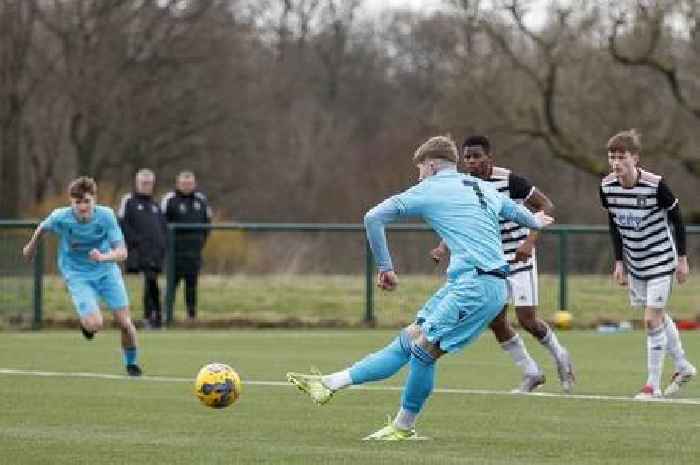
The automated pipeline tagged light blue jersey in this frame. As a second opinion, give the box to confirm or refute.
[41,205,125,279]
[364,167,543,353]
[365,168,541,278]
[41,205,129,315]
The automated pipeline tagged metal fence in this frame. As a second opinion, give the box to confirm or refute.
[1,221,698,328]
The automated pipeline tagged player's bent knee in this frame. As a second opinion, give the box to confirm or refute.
[415,334,445,360]
[81,313,103,332]
[644,307,665,329]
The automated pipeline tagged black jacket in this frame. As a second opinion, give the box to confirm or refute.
[118,192,167,273]
[160,190,212,269]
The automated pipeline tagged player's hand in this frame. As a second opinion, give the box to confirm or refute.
[676,256,689,284]
[514,242,534,263]
[377,270,398,291]
[430,246,447,264]
[22,243,36,261]
[612,261,627,286]
[534,211,554,228]
[88,249,105,262]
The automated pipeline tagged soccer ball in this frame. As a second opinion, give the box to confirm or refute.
[194,363,242,409]
[552,310,573,330]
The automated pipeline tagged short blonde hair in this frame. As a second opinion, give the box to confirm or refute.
[607,129,642,154]
[413,135,459,164]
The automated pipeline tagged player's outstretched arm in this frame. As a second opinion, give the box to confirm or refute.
[500,198,554,230]
[22,226,46,261]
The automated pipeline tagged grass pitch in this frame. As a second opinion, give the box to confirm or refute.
[0,330,699,465]
[19,273,700,326]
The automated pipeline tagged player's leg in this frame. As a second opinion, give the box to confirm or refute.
[166,270,183,321]
[287,325,414,405]
[636,305,666,398]
[366,273,508,440]
[143,270,161,328]
[490,307,544,392]
[663,312,696,395]
[515,306,574,393]
[498,273,544,392]
[99,269,142,376]
[287,282,452,405]
[628,276,662,398]
[646,277,698,395]
[65,276,103,339]
[184,272,198,319]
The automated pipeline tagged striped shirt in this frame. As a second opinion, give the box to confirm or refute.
[485,167,536,275]
[600,169,678,280]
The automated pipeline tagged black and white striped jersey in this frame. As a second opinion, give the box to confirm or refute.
[486,167,536,275]
[600,169,678,281]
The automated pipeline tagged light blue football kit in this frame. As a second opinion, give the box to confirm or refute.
[41,206,129,317]
[352,168,543,416]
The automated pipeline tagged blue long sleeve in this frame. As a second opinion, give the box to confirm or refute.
[364,198,402,272]
[500,197,542,230]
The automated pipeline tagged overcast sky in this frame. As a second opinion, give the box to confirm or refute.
[364,0,551,27]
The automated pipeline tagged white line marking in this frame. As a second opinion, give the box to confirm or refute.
[1,368,698,406]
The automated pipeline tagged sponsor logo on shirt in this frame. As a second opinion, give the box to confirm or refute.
[616,212,643,229]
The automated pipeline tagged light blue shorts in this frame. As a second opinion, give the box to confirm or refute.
[64,267,130,317]
[416,272,507,353]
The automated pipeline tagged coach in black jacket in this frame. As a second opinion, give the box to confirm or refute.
[118,169,167,328]
[161,171,212,320]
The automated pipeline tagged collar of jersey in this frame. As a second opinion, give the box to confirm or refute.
[71,208,96,224]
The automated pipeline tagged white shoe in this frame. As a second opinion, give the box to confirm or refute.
[663,364,697,397]
[511,373,546,393]
[555,350,575,393]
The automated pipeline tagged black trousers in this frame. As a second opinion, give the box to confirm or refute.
[173,271,199,318]
[143,272,162,326]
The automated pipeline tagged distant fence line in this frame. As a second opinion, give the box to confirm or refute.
[1,221,699,329]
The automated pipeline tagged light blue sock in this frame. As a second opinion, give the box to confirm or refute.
[123,347,138,366]
[401,344,436,414]
[349,330,411,384]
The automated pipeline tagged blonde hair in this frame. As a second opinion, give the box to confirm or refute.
[413,135,459,164]
[607,129,642,154]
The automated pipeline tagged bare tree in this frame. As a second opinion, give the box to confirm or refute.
[33,0,232,182]
[608,0,700,174]
[0,1,39,217]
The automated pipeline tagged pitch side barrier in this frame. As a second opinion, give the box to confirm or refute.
[0,221,42,329]
[1,221,697,329]
[163,223,700,326]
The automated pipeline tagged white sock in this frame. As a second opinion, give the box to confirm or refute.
[322,370,352,391]
[539,325,566,361]
[501,334,540,376]
[663,314,689,371]
[394,407,417,430]
[646,326,667,390]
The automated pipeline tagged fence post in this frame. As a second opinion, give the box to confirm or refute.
[558,230,569,311]
[32,237,45,330]
[165,225,176,325]
[364,239,375,325]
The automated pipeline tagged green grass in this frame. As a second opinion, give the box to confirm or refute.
[3,274,699,327]
[0,330,699,464]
